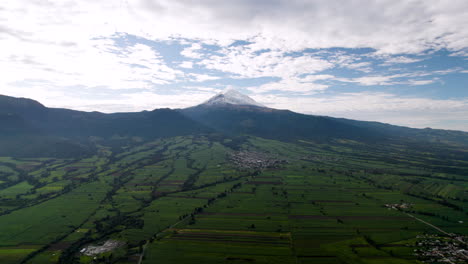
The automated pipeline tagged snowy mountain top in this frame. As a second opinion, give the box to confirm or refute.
[201,88,264,107]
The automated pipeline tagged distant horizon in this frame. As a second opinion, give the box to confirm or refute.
[3,92,468,133]
[1,1,467,131]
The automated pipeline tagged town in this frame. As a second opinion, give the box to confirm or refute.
[414,234,468,264]
[229,151,288,170]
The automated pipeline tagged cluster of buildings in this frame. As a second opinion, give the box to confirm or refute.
[80,239,125,256]
[229,151,287,170]
[414,235,468,264]
[384,203,412,210]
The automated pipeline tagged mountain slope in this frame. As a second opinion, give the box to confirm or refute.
[182,104,384,142]
[0,95,211,157]
[183,90,468,146]
[0,113,36,136]
[2,92,468,158]
[336,118,468,146]
[184,90,385,142]
[0,95,210,138]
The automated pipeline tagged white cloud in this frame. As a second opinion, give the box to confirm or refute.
[431,68,462,75]
[345,62,372,72]
[2,87,216,113]
[334,71,445,86]
[407,79,437,86]
[300,74,335,82]
[450,49,468,57]
[0,35,183,92]
[1,0,467,92]
[188,73,220,82]
[200,46,333,79]
[381,56,423,65]
[328,53,373,72]
[132,0,467,54]
[179,61,193,68]
[0,0,467,131]
[195,45,334,94]
[120,91,215,110]
[181,43,204,59]
[2,0,468,60]
[248,78,329,94]
[336,75,402,86]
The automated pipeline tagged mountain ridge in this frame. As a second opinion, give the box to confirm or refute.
[1,93,468,158]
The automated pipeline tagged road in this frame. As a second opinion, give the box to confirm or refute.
[137,214,191,264]
[406,213,466,245]
[406,213,452,236]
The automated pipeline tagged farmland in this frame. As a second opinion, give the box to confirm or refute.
[0,135,466,264]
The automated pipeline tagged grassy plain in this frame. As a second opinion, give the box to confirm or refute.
[0,135,465,263]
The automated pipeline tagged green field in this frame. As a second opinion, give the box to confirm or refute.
[0,135,466,263]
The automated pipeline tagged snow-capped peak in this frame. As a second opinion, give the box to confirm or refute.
[201,88,264,107]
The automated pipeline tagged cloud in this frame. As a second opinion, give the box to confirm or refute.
[381,56,423,65]
[248,78,329,94]
[256,92,468,113]
[194,45,334,94]
[333,68,460,86]
[2,86,216,113]
[406,79,437,86]
[1,0,467,131]
[200,46,333,79]
[181,43,204,59]
[2,1,467,91]
[450,49,468,57]
[336,75,403,86]
[5,0,467,55]
[300,74,335,82]
[327,53,373,72]
[0,35,183,92]
[135,0,467,54]
[120,90,216,110]
[179,61,193,68]
[188,73,220,82]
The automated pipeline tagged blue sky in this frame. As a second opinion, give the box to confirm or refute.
[1,0,467,131]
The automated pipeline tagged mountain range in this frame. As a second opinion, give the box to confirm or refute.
[1,89,468,157]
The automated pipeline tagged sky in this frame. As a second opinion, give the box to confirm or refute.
[1,0,468,131]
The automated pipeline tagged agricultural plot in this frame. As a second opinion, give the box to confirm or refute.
[0,135,465,263]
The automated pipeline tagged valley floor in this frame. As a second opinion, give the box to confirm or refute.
[0,135,466,264]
